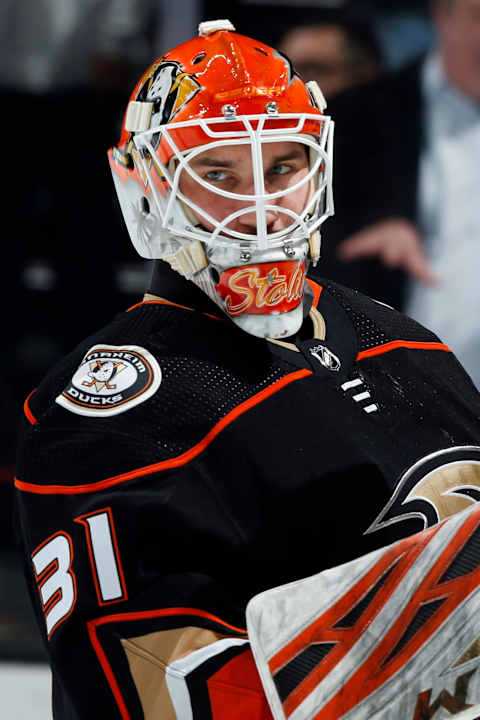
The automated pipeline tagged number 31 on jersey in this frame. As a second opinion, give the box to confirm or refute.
[31,507,127,638]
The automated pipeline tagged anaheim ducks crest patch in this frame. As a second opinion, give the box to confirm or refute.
[56,345,161,417]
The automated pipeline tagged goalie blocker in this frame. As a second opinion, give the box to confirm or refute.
[247,502,480,720]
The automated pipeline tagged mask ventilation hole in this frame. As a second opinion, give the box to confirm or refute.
[141,197,150,215]
[255,47,269,56]
[193,52,206,64]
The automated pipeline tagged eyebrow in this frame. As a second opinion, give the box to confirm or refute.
[190,157,235,168]
[189,148,308,168]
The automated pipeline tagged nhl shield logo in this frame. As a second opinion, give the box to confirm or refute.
[310,344,341,372]
[56,344,161,417]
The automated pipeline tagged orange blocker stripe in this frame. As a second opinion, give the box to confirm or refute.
[15,368,312,495]
[311,507,480,720]
[357,340,451,362]
[87,607,247,720]
[269,526,441,717]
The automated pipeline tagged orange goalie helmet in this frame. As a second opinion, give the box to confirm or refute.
[109,19,334,339]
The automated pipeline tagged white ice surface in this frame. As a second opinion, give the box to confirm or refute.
[0,663,51,719]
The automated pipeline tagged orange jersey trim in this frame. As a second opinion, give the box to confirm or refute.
[127,298,193,312]
[87,607,247,720]
[305,279,323,309]
[15,368,312,495]
[357,340,451,362]
[24,390,38,426]
[127,298,226,323]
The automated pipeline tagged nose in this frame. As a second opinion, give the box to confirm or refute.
[233,206,283,235]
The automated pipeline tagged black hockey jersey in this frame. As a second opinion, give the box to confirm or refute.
[15,275,480,719]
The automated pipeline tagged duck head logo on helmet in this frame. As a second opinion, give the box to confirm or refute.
[109,19,334,339]
[138,61,202,134]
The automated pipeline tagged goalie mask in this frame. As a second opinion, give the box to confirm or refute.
[109,19,334,338]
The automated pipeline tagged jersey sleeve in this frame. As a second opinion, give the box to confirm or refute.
[14,407,272,719]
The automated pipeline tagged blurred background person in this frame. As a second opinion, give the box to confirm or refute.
[0,0,157,93]
[318,0,480,387]
[278,5,384,99]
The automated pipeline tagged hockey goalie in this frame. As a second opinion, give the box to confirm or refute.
[14,18,480,720]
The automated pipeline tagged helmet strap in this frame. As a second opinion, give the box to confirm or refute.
[163,239,208,279]
[309,230,322,266]
[147,260,223,315]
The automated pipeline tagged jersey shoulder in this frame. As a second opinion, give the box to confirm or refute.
[320,278,442,350]
[17,300,298,489]
[319,278,480,422]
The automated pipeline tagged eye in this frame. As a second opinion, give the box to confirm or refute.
[205,169,230,182]
[270,163,292,176]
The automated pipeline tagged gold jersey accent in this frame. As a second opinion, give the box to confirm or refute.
[121,626,229,719]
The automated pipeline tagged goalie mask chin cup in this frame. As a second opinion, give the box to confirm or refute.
[108,19,334,339]
[209,240,310,339]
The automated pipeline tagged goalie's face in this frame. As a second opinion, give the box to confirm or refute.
[178,141,310,237]
[176,139,315,338]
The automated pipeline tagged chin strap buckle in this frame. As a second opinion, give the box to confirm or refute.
[309,231,321,266]
[163,240,208,279]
